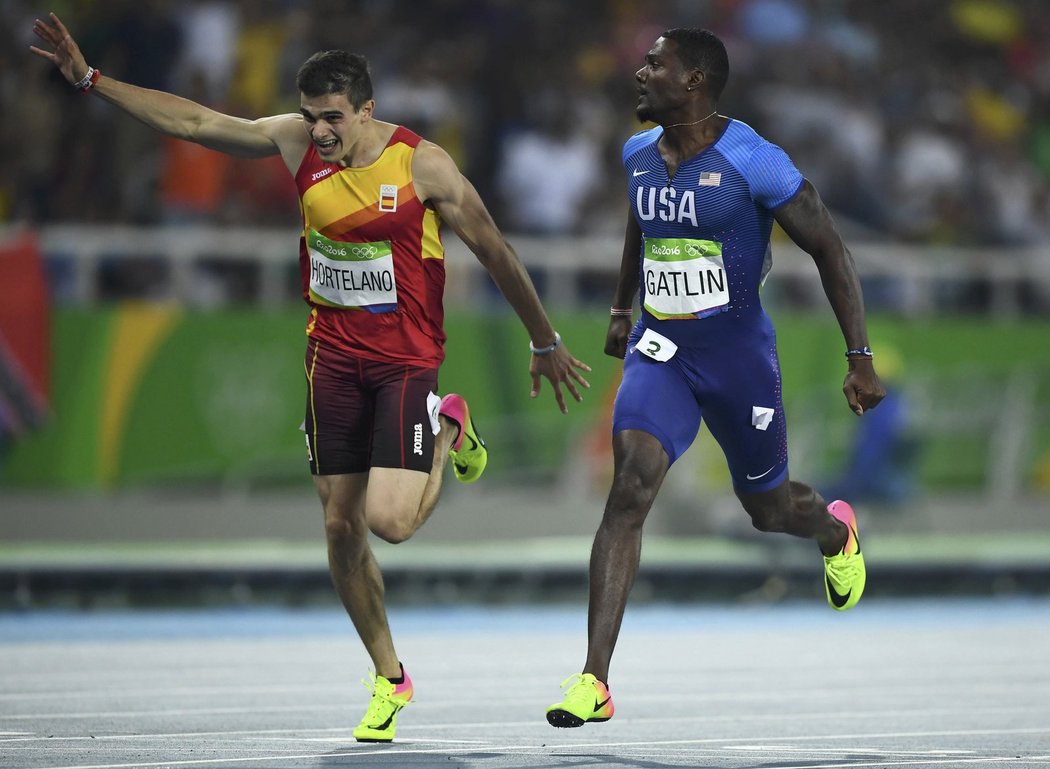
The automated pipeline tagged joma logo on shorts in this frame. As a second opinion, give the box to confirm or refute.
[413,423,423,455]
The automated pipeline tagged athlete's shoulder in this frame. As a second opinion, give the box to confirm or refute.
[389,124,424,148]
[722,120,799,169]
[294,142,329,188]
[622,126,662,163]
[716,119,775,164]
[716,120,802,208]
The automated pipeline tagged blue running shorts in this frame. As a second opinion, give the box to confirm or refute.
[612,326,789,493]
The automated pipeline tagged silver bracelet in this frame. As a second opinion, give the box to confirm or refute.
[529,331,562,355]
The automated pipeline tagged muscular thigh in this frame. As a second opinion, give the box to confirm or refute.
[612,349,701,466]
[303,339,440,475]
[684,341,788,493]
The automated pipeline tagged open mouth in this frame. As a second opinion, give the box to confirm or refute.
[315,137,338,152]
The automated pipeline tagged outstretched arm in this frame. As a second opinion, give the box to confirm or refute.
[412,141,591,413]
[30,13,306,165]
[775,180,885,415]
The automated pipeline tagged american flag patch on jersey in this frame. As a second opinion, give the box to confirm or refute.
[699,172,721,187]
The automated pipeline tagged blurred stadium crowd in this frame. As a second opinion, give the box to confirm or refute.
[2,0,1050,248]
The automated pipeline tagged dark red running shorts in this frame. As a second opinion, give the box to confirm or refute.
[303,337,439,475]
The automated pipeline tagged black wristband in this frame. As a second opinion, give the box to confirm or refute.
[845,346,873,359]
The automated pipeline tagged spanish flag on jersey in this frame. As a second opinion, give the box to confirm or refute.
[295,126,447,367]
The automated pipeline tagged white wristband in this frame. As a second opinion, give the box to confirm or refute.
[73,66,98,92]
[529,331,562,355]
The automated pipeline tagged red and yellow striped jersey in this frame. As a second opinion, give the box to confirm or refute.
[294,126,446,366]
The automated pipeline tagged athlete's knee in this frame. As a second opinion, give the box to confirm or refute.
[789,480,823,512]
[739,493,788,533]
[370,522,413,545]
[603,470,658,528]
[742,481,820,533]
[324,514,369,564]
[316,476,368,546]
[367,508,417,544]
[748,506,787,533]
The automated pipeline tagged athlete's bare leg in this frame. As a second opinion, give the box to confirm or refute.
[736,479,848,556]
[364,414,458,542]
[583,429,669,683]
[582,434,849,685]
[317,414,460,678]
[317,472,402,676]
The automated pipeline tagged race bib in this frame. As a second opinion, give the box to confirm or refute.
[642,237,729,320]
[636,327,678,362]
[307,229,397,312]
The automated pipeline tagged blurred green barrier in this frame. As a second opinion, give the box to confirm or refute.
[2,307,1048,492]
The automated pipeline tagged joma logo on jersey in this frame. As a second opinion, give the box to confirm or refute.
[311,168,334,181]
[636,186,698,226]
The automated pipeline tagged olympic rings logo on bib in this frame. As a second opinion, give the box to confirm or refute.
[683,242,717,258]
[350,245,379,258]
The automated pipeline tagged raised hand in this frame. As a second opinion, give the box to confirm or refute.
[30,13,89,85]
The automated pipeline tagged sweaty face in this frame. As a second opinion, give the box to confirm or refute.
[300,92,368,162]
[635,37,691,124]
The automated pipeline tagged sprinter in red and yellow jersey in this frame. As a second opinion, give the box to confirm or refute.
[33,13,591,743]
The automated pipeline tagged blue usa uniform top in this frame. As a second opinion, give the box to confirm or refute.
[624,119,803,348]
[612,118,804,488]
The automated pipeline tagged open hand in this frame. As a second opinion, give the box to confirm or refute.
[530,344,591,414]
[30,13,89,85]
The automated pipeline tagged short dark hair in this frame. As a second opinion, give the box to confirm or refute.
[662,28,729,100]
[296,51,373,110]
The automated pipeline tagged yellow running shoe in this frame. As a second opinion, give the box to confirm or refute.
[546,673,615,728]
[352,667,413,743]
[440,393,487,483]
[823,500,866,611]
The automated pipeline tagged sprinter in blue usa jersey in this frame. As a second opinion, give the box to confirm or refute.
[547,27,885,728]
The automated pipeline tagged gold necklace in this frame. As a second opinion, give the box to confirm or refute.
[665,110,718,129]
